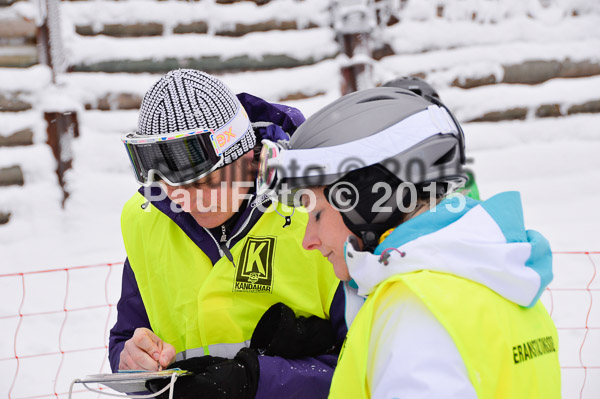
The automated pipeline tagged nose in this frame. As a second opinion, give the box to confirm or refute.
[302,219,321,251]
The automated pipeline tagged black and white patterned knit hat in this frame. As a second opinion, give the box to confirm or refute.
[137,69,256,166]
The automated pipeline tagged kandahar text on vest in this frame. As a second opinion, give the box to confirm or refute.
[234,236,276,293]
[512,336,556,364]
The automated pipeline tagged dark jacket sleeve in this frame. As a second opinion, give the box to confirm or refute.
[108,258,152,372]
[254,282,348,399]
[237,92,306,139]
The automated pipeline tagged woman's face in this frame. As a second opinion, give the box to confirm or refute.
[302,187,358,281]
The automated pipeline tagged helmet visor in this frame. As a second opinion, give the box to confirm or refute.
[122,128,223,186]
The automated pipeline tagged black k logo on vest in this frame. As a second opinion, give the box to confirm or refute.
[234,236,276,293]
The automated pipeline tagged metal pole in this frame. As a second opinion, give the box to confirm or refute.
[36,0,66,83]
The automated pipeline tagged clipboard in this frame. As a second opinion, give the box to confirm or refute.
[79,369,192,393]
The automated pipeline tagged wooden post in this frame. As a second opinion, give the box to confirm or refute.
[332,0,375,95]
[44,112,79,206]
[340,32,371,94]
[38,1,76,207]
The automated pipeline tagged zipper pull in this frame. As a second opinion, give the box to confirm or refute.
[220,242,236,267]
[220,225,227,243]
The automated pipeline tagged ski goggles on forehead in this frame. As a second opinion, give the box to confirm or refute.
[122,106,251,186]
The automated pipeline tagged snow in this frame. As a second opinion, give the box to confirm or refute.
[387,15,600,53]
[400,0,600,21]
[0,65,53,93]
[58,59,342,104]
[66,28,338,65]
[465,117,600,250]
[59,0,329,31]
[0,110,45,140]
[441,76,600,121]
[0,0,40,22]
[376,38,600,86]
[1,0,599,398]
[58,72,159,100]
[220,60,342,102]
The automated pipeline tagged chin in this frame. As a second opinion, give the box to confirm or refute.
[335,272,351,282]
[332,262,351,281]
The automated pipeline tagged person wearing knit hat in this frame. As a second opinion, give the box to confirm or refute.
[134,68,256,171]
[122,69,258,228]
[111,70,346,399]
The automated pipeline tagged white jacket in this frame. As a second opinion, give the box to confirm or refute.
[341,192,553,398]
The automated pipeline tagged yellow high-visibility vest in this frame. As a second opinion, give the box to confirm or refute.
[329,271,560,399]
[121,192,339,358]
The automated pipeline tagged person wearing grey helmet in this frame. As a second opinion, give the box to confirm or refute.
[382,76,480,200]
[257,86,560,398]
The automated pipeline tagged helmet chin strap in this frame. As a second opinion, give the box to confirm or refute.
[346,220,394,253]
[359,231,379,253]
[325,165,405,253]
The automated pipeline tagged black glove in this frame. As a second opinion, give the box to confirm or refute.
[145,348,259,399]
[250,302,336,358]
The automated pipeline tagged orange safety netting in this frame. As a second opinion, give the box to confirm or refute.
[1,262,123,398]
[1,252,598,398]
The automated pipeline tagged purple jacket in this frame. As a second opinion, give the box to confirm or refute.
[109,93,348,398]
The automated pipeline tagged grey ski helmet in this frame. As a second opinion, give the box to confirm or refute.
[382,76,440,101]
[275,86,467,251]
[382,76,465,164]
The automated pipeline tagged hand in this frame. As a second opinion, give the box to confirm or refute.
[119,327,176,371]
[250,302,336,358]
[146,348,259,399]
